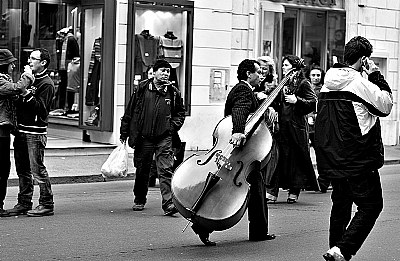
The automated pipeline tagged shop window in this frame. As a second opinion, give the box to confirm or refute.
[282,9,298,58]
[127,0,194,114]
[301,11,326,67]
[281,8,345,72]
[327,12,346,69]
[15,2,82,125]
[81,7,102,128]
[0,2,22,81]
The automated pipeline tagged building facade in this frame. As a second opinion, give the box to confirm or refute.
[1,0,399,150]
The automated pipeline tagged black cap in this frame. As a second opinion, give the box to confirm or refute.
[153,59,172,71]
[0,49,17,65]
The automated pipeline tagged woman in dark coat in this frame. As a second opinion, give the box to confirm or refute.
[269,55,319,203]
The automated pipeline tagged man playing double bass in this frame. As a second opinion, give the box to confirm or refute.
[191,59,277,245]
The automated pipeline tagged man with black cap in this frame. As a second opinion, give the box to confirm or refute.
[0,49,34,217]
[120,59,185,216]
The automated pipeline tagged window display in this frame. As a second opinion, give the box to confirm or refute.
[82,8,102,127]
[130,1,194,111]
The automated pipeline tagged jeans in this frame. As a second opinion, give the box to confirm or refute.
[13,132,54,208]
[133,134,174,210]
[329,170,383,258]
[0,135,11,208]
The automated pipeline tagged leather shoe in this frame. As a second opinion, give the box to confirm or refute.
[0,208,10,217]
[192,224,216,246]
[7,203,31,216]
[249,233,276,241]
[27,205,54,217]
[163,204,178,216]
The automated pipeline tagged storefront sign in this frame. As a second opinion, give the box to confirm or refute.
[269,0,342,8]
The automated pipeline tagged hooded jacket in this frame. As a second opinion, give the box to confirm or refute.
[314,63,393,178]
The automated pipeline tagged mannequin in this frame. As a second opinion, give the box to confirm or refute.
[164,31,177,40]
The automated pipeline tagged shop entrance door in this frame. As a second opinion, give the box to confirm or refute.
[300,11,326,67]
[282,9,326,68]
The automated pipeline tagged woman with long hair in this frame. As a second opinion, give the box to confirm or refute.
[267,55,319,203]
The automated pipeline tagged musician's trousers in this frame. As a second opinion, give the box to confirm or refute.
[248,169,270,238]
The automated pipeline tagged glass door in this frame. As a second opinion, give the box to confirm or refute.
[81,7,102,128]
[301,11,326,67]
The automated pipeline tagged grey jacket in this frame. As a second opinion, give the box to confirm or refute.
[0,72,34,133]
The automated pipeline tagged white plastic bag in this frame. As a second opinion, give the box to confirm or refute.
[101,144,129,178]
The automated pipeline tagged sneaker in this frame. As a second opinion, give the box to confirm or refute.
[27,205,54,217]
[132,203,145,211]
[163,204,178,216]
[323,246,348,261]
[7,204,31,216]
[0,208,10,217]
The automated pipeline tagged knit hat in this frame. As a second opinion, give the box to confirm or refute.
[0,49,17,65]
[153,59,171,72]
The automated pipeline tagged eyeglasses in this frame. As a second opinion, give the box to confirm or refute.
[29,56,41,61]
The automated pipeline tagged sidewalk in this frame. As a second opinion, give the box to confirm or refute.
[8,135,400,185]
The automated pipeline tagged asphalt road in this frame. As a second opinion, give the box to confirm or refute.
[1,165,399,261]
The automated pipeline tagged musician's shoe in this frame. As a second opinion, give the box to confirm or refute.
[249,233,276,241]
[163,204,178,216]
[132,203,145,211]
[192,224,216,246]
[323,247,349,261]
[0,208,10,217]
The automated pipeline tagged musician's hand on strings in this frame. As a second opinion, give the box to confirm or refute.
[266,107,278,123]
[256,92,268,100]
[230,133,246,148]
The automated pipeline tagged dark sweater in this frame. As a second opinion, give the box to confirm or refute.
[16,70,55,134]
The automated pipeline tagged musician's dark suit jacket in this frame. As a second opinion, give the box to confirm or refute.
[224,80,276,240]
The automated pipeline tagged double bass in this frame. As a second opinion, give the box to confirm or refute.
[171,69,296,244]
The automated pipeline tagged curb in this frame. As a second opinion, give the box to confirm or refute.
[7,159,399,187]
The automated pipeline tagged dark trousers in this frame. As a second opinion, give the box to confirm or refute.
[329,170,383,258]
[248,169,270,238]
[133,134,174,210]
[0,135,11,208]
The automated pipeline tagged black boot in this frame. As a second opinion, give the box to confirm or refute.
[191,223,216,246]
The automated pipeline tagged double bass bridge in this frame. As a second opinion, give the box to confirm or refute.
[215,152,233,170]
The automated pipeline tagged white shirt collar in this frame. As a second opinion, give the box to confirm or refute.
[241,80,255,91]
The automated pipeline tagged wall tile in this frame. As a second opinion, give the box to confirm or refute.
[194,9,232,31]
[192,47,231,67]
[193,0,232,11]
[365,25,386,40]
[118,2,128,25]
[232,14,249,29]
[386,28,399,41]
[194,30,231,49]
[376,9,396,27]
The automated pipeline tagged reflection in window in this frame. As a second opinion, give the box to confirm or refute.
[282,9,297,57]
[327,13,346,69]
[134,5,188,103]
[301,11,325,67]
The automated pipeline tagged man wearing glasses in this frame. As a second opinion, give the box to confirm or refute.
[7,48,55,217]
